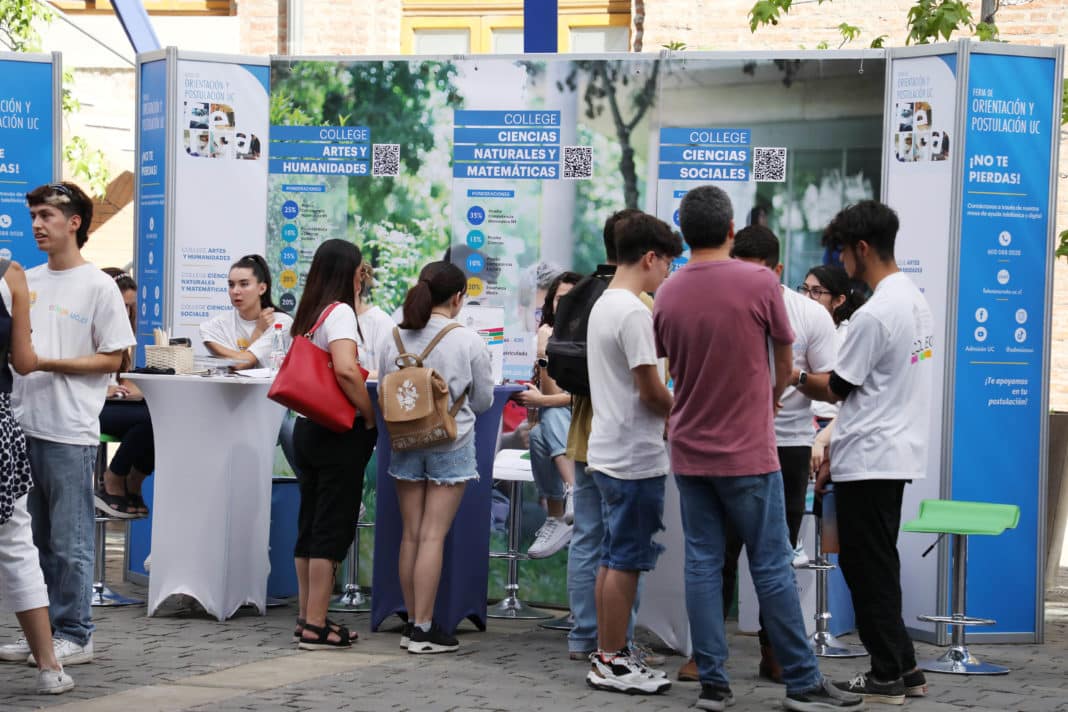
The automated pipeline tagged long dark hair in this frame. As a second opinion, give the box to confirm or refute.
[400,261,466,330]
[230,254,280,312]
[291,240,362,337]
[806,264,867,326]
[103,267,137,374]
[539,271,582,328]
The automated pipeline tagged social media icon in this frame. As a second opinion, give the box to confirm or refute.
[974,326,987,342]
[1015,328,1027,343]
[996,269,1010,285]
[975,308,988,323]
[1015,309,1027,324]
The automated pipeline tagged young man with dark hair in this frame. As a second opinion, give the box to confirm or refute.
[721,224,836,682]
[797,200,933,704]
[655,185,863,712]
[585,212,680,695]
[565,207,649,662]
[0,183,135,665]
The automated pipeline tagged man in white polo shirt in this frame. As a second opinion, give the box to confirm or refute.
[799,200,934,705]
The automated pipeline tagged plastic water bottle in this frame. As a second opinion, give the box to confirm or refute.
[269,323,286,373]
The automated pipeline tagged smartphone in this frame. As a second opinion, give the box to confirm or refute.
[169,338,191,346]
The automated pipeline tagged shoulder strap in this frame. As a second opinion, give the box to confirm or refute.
[0,258,10,281]
[391,325,406,355]
[448,387,468,417]
[418,322,462,362]
[305,302,341,338]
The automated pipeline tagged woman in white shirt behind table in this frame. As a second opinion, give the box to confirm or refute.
[199,254,292,369]
[354,262,397,378]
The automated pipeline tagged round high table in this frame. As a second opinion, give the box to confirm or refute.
[123,373,285,621]
[370,383,522,635]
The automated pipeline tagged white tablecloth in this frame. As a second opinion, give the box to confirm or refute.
[124,373,285,620]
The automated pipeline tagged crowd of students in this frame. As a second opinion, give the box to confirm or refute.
[0,180,934,712]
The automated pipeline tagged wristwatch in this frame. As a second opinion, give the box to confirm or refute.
[797,370,808,387]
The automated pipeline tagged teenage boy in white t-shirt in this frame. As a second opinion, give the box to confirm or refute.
[723,224,836,681]
[799,200,934,704]
[0,183,136,666]
[585,213,681,696]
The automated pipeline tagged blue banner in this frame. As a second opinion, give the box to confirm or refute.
[270,125,369,142]
[270,142,371,160]
[269,159,369,176]
[454,110,560,127]
[135,60,167,366]
[659,127,751,146]
[951,52,1057,634]
[453,163,558,180]
[453,127,560,146]
[658,164,749,182]
[659,145,749,165]
[0,59,55,269]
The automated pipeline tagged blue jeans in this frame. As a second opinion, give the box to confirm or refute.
[25,436,96,647]
[567,461,640,653]
[529,406,570,502]
[675,472,822,695]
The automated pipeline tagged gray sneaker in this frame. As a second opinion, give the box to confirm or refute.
[0,636,30,662]
[36,668,74,695]
[785,676,866,711]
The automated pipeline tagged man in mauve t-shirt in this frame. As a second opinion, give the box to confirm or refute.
[653,185,862,712]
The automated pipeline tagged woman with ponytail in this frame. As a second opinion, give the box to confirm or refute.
[199,254,292,370]
[378,261,493,654]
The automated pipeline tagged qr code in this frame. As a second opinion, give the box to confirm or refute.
[372,143,400,177]
[562,145,593,180]
[753,147,787,182]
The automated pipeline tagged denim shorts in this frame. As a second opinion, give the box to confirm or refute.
[389,439,478,486]
[591,470,666,572]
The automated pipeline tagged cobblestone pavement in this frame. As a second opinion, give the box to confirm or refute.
[2,530,1067,711]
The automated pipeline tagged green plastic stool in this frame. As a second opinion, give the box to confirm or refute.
[902,499,1019,675]
[91,432,143,607]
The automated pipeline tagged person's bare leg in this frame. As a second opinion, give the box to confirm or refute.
[102,469,126,497]
[554,455,575,488]
[16,608,60,671]
[126,469,149,513]
[599,569,639,653]
[595,565,607,650]
[395,480,427,617]
[411,483,467,624]
[294,557,309,619]
[301,558,343,644]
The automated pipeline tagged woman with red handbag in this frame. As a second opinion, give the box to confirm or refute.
[287,239,377,650]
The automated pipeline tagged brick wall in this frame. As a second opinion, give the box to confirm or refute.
[239,0,285,55]
[643,0,1068,409]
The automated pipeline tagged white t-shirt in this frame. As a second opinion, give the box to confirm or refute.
[587,289,669,480]
[199,308,293,367]
[309,302,359,352]
[812,320,850,420]
[14,263,136,445]
[830,272,934,482]
[356,305,396,373]
[775,286,837,446]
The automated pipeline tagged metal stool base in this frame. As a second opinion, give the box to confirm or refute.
[91,584,142,607]
[539,613,573,631]
[488,594,552,620]
[329,584,370,613]
[920,646,1009,675]
[808,631,867,658]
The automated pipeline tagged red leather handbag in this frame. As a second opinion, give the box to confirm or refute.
[268,302,369,432]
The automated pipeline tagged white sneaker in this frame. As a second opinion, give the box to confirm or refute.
[0,636,30,662]
[586,650,671,694]
[527,516,573,559]
[36,668,74,695]
[792,538,810,568]
[29,637,93,667]
[563,486,574,525]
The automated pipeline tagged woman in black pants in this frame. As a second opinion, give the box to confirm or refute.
[289,239,377,650]
[94,269,154,518]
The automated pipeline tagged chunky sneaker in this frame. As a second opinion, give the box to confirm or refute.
[696,683,735,711]
[407,622,458,654]
[786,676,867,711]
[399,622,413,649]
[0,636,31,662]
[28,638,93,667]
[563,486,574,525]
[833,671,902,705]
[527,516,572,559]
[902,668,928,698]
[628,644,667,676]
[36,668,75,695]
[586,650,671,695]
[792,537,810,568]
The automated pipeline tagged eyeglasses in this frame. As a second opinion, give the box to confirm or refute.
[49,184,74,198]
[797,284,832,298]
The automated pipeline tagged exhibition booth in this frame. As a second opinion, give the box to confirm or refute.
[1,40,1061,648]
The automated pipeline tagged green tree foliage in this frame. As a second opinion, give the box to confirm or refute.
[0,0,111,197]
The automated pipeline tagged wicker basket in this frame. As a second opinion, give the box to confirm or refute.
[144,345,195,374]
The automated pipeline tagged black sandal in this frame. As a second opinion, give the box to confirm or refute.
[93,487,137,519]
[127,493,149,517]
[297,621,352,650]
[293,618,357,644]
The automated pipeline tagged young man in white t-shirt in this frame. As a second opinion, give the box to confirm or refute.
[0,183,136,666]
[585,213,681,695]
[799,200,934,704]
[723,224,836,681]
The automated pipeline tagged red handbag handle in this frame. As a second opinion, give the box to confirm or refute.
[304,302,342,339]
